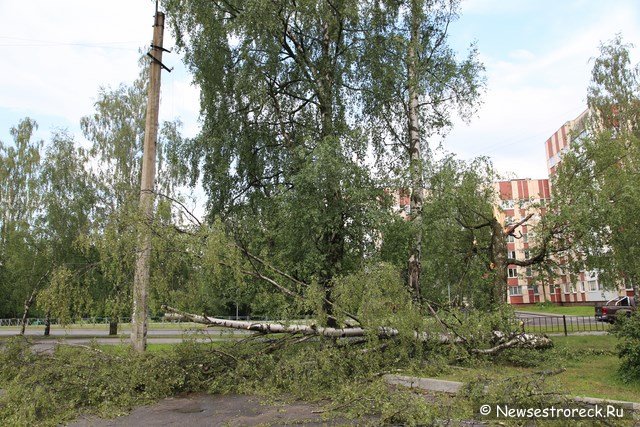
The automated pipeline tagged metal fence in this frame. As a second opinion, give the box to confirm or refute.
[520,315,612,335]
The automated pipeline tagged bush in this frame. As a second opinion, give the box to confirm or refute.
[0,338,207,426]
[612,311,640,382]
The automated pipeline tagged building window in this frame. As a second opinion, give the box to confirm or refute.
[502,200,514,209]
[524,250,530,260]
[549,285,555,294]
[525,267,532,277]
[507,235,515,243]
[508,250,516,260]
[588,280,598,291]
[509,286,523,296]
[508,268,518,278]
[523,234,529,243]
[530,284,539,294]
[580,281,585,292]
[564,283,571,293]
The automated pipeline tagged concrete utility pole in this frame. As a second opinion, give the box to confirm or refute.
[132,10,166,353]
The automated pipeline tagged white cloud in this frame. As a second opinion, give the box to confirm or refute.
[508,49,535,61]
[445,1,640,179]
[0,0,199,138]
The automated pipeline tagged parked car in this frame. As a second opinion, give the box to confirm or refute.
[595,296,636,322]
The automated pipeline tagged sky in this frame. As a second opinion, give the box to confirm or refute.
[0,0,639,182]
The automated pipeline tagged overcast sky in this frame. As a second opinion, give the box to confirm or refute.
[1,0,639,181]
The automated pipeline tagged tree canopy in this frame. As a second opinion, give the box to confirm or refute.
[551,35,640,297]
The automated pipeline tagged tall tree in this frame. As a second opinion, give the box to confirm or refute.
[0,118,44,320]
[359,0,484,303]
[35,130,97,331]
[552,35,640,299]
[80,71,185,333]
[165,0,382,326]
[380,155,496,308]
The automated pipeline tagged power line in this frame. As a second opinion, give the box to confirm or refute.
[468,104,587,157]
[0,36,141,50]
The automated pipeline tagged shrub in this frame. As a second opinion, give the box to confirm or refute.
[613,311,640,382]
[0,338,207,426]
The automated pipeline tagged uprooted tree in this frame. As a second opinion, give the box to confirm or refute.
[162,302,552,355]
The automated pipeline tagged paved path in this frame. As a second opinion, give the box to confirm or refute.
[69,393,346,426]
[0,327,252,337]
[0,326,254,352]
[515,310,558,318]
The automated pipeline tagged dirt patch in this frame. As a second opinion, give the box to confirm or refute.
[69,393,353,426]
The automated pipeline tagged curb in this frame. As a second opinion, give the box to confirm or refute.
[383,374,640,411]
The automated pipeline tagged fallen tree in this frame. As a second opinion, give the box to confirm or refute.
[163,305,407,339]
[162,305,553,354]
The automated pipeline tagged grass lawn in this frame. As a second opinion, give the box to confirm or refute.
[440,334,640,403]
[517,304,596,316]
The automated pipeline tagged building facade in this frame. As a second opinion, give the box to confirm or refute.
[388,109,629,304]
[544,109,589,177]
[494,178,551,304]
[542,109,622,304]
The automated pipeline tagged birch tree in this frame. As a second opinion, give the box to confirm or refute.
[360,0,484,303]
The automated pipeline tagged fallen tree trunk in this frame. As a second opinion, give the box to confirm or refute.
[162,306,553,353]
[471,330,553,355]
[163,305,394,338]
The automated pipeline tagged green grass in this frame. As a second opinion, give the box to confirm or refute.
[440,335,640,403]
[552,334,617,350]
[518,304,596,316]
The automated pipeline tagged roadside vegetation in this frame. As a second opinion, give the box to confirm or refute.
[443,334,640,403]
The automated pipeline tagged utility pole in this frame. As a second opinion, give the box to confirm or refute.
[132,9,167,352]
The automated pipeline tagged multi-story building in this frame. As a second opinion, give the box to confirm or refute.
[542,109,622,304]
[388,109,628,304]
[544,109,589,177]
[494,175,619,305]
[494,178,551,304]
[389,188,411,220]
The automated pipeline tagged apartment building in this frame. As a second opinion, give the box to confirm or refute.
[388,109,628,304]
[494,178,551,304]
[544,109,589,177]
[543,109,622,304]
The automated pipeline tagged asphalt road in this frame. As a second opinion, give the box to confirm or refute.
[69,393,340,427]
[0,326,253,337]
[0,326,254,352]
